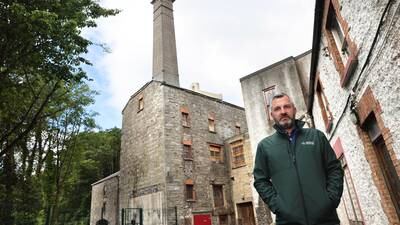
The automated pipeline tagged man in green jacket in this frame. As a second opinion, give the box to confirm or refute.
[253,93,344,225]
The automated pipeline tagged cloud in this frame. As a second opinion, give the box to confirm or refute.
[84,0,315,128]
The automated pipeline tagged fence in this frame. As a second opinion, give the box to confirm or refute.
[121,207,177,225]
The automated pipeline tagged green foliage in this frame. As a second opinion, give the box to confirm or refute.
[0,0,120,224]
[58,128,121,224]
[0,0,119,157]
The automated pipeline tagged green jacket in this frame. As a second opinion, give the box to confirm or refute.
[253,120,344,225]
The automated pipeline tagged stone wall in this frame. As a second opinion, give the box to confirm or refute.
[120,81,167,215]
[161,82,248,225]
[225,132,263,225]
[119,80,248,225]
[90,172,120,225]
[312,0,400,224]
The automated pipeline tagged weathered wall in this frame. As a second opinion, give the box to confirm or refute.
[240,53,310,224]
[161,82,248,225]
[120,81,167,216]
[312,0,400,224]
[294,51,312,106]
[90,173,119,225]
[225,133,262,225]
[240,54,310,163]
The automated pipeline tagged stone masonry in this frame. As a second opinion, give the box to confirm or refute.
[90,172,120,225]
[116,80,248,225]
[310,0,400,224]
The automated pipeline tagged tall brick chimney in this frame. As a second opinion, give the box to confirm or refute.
[151,0,180,87]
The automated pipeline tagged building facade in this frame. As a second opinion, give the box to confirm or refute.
[239,51,311,224]
[308,0,400,224]
[225,132,257,225]
[90,1,254,225]
[117,80,248,225]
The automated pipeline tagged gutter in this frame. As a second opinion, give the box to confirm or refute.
[307,0,325,127]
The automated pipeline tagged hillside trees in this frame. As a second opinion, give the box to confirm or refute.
[0,0,120,224]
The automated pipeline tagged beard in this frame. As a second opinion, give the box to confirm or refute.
[274,115,295,129]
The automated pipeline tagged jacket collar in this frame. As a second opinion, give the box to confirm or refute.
[273,119,305,135]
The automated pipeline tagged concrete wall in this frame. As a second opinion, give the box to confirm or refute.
[294,51,312,106]
[90,173,120,225]
[240,52,311,224]
[240,54,310,164]
[312,0,400,224]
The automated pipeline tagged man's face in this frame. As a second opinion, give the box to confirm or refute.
[270,96,296,129]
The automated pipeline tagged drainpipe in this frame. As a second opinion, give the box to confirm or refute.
[307,0,325,127]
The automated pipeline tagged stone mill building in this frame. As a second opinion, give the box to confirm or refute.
[90,0,255,225]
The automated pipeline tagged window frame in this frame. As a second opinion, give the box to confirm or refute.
[180,106,191,127]
[262,85,276,121]
[182,140,193,161]
[137,94,144,112]
[212,184,224,208]
[235,123,241,135]
[185,179,196,202]
[231,140,246,169]
[340,155,365,224]
[208,113,216,133]
[209,144,223,163]
[322,0,358,87]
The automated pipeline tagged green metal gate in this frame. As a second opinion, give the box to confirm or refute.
[121,208,143,225]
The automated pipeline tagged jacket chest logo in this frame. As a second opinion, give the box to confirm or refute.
[301,141,315,145]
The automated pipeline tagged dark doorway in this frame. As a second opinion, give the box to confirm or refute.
[237,202,256,225]
[364,115,400,219]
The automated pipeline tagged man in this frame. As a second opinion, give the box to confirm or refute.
[253,93,344,225]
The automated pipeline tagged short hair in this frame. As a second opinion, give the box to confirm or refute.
[272,92,290,101]
[271,93,295,106]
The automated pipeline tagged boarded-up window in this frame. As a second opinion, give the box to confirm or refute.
[316,79,333,132]
[138,94,144,112]
[235,123,241,135]
[208,113,216,132]
[181,106,190,127]
[183,144,193,160]
[213,185,224,207]
[209,144,222,163]
[231,140,245,168]
[263,85,276,121]
[182,112,190,127]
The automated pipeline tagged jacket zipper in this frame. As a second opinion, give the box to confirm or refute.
[289,137,310,225]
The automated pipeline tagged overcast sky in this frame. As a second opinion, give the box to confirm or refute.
[83,0,316,129]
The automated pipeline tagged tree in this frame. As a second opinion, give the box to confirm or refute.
[0,0,119,157]
[58,128,121,224]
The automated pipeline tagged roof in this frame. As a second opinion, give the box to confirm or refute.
[122,80,245,113]
[91,171,120,186]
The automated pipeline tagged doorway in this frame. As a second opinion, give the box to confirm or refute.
[237,202,256,225]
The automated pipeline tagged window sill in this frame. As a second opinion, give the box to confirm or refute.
[232,164,246,169]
